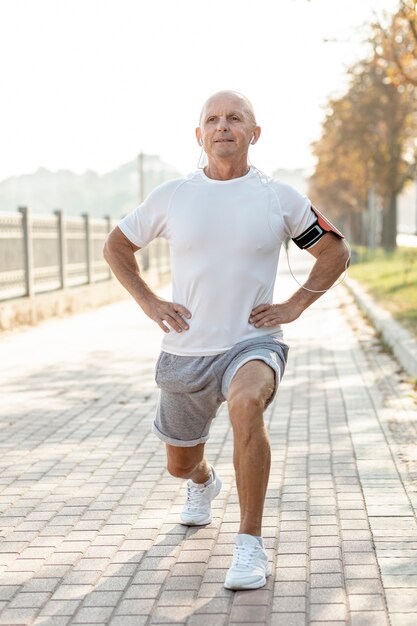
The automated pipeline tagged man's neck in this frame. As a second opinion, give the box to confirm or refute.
[204,159,250,181]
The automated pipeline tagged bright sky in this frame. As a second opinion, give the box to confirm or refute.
[0,0,399,182]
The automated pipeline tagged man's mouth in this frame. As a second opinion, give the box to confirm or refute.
[215,139,234,142]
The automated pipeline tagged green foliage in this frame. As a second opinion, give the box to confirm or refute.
[349,246,417,336]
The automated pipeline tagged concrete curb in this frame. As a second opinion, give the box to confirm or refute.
[345,277,417,380]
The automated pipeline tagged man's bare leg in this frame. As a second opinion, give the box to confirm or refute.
[227,360,275,536]
[166,442,222,526]
[166,442,211,484]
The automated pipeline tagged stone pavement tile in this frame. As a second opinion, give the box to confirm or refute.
[350,612,389,626]
[269,612,306,625]
[189,592,234,612]
[275,567,307,582]
[276,554,307,567]
[342,540,374,552]
[51,584,94,601]
[310,559,342,574]
[229,604,269,623]
[340,530,372,541]
[0,585,20,600]
[381,574,417,588]
[310,536,341,548]
[171,563,207,578]
[158,589,197,606]
[346,579,384,595]
[309,623,347,626]
[34,616,72,625]
[379,558,417,576]
[0,607,39,624]
[72,605,114,622]
[164,576,202,591]
[349,594,386,611]
[309,588,345,603]
[232,589,270,605]
[390,615,417,626]
[188,615,228,626]
[310,547,340,560]
[131,570,168,585]
[82,590,123,606]
[62,570,101,585]
[272,595,306,612]
[311,525,339,537]
[114,598,155,615]
[37,598,82,616]
[273,581,307,596]
[340,519,369,530]
[310,573,344,588]
[385,589,417,612]
[277,542,307,554]
[8,591,51,608]
[310,603,347,621]
[36,565,70,578]
[343,552,378,565]
[198,583,231,598]
[109,616,148,626]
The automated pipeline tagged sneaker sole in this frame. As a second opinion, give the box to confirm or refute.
[180,478,222,526]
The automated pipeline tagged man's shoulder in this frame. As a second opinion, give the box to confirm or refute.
[267,177,308,205]
[145,172,200,203]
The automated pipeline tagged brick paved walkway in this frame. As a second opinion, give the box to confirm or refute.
[1,258,417,626]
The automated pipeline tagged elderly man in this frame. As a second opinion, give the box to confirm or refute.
[103,90,348,590]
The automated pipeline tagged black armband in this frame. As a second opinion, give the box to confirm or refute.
[292,205,344,250]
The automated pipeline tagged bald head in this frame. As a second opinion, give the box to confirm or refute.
[199,90,257,126]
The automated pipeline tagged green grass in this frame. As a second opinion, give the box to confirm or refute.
[349,246,417,338]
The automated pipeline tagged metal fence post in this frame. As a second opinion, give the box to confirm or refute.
[54,209,67,290]
[105,215,112,280]
[82,213,92,284]
[138,152,149,271]
[18,206,34,297]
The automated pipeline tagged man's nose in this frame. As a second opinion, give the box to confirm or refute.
[216,117,229,131]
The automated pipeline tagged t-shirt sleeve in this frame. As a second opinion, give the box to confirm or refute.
[272,182,316,240]
[117,178,180,247]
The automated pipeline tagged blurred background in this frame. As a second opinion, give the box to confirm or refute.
[0,0,416,335]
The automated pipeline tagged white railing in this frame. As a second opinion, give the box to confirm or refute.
[0,208,170,301]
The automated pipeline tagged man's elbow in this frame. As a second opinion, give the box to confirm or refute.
[103,236,112,262]
[338,241,350,273]
[103,228,119,262]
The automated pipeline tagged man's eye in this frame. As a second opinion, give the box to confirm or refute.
[207,117,216,122]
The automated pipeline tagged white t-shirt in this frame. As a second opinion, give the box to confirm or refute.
[118,166,316,356]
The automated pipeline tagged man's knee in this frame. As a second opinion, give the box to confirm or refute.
[227,361,275,424]
[228,391,264,422]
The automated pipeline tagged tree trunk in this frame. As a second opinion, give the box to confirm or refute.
[381,192,397,251]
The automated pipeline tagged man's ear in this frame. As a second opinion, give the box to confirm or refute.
[195,127,203,146]
[251,126,261,145]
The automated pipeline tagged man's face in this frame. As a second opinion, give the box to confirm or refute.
[197,94,259,161]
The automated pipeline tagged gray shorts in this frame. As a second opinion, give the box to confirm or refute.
[153,335,289,447]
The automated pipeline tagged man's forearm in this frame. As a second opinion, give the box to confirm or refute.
[250,236,349,328]
[287,240,349,314]
[103,241,155,307]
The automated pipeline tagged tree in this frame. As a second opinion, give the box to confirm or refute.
[373,0,417,88]
[310,2,417,251]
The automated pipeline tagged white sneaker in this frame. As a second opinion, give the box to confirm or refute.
[224,533,270,590]
[180,465,222,526]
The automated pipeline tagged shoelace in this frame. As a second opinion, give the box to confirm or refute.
[233,544,258,568]
[185,483,206,511]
